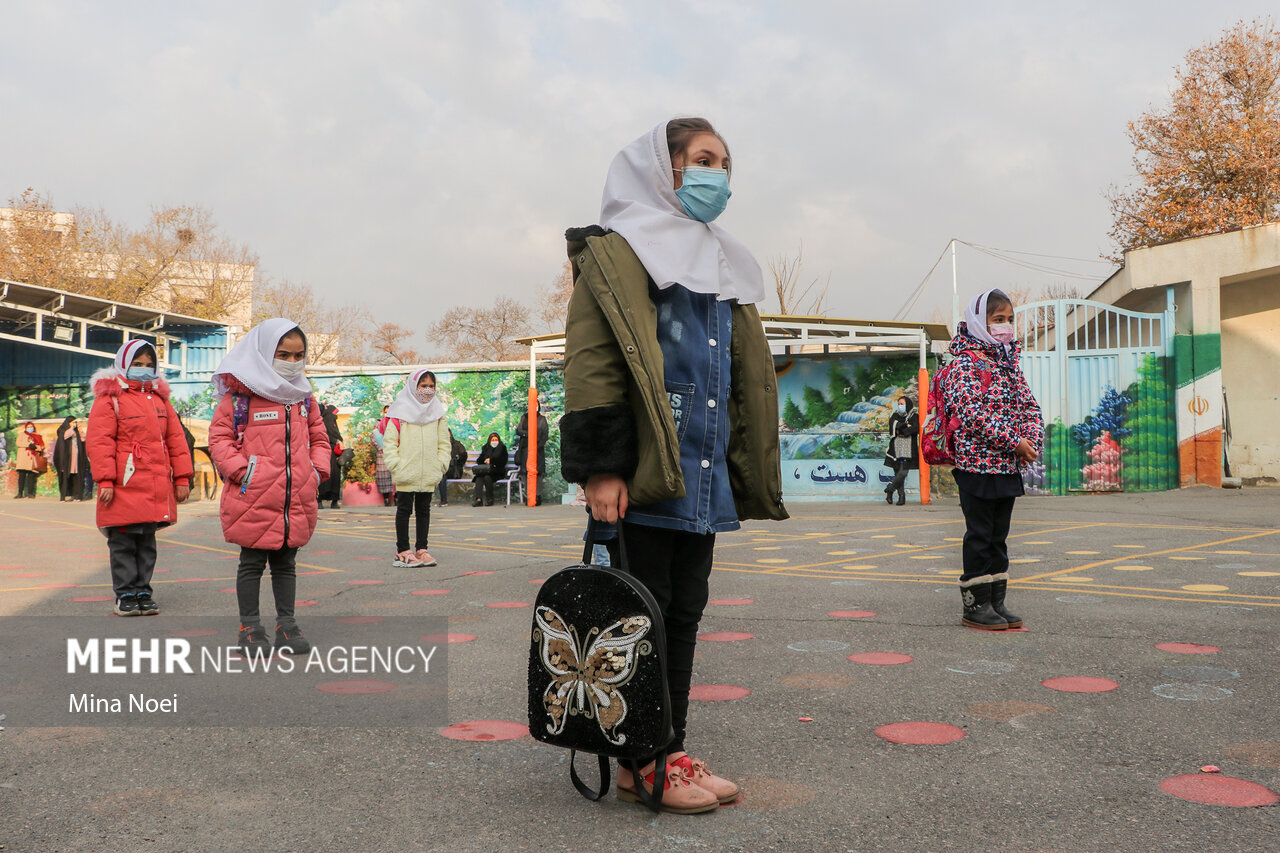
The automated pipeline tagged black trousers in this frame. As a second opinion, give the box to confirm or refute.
[237,546,298,625]
[887,460,910,500]
[17,470,38,497]
[395,490,432,552]
[58,472,83,500]
[473,475,496,504]
[107,524,158,597]
[606,522,715,763]
[957,490,1016,581]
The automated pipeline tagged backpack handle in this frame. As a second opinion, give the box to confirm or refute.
[581,517,629,573]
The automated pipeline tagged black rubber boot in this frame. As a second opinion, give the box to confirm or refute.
[960,575,1008,631]
[989,572,1023,629]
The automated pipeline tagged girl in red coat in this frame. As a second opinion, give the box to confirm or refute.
[208,318,330,656]
[87,340,194,616]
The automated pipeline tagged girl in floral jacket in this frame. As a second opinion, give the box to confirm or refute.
[942,289,1044,631]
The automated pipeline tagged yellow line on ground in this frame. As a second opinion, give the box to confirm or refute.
[1013,585,1280,608]
[1014,530,1280,583]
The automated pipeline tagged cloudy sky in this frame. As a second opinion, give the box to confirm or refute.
[4,1,1276,337]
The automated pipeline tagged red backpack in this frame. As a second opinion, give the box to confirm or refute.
[920,351,990,466]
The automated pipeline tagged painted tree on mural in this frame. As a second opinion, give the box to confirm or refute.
[1118,355,1178,491]
[1107,18,1280,257]
[1071,387,1134,448]
[781,395,805,430]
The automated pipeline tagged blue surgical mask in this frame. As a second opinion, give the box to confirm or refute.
[675,166,731,222]
[896,403,906,414]
[127,366,157,382]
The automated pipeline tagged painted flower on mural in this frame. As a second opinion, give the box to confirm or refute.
[1082,430,1123,491]
[1071,386,1133,449]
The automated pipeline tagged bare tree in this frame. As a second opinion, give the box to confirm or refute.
[254,278,372,365]
[768,241,829,315]
[428,296,532,362]
[370,322,424,365]
[536,261,574,333]
[0,188,86,290]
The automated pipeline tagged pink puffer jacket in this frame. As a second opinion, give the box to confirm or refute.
[208,377,331,550]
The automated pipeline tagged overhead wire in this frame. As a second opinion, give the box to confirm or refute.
[892,241,952,321]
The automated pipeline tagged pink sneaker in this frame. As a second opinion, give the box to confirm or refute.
[415,549,437,567]
[393,551,424,567]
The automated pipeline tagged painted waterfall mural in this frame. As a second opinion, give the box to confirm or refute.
[776,355,924,500]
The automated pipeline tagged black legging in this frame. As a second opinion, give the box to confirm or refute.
[17,470,39,497]
[395,490,433,552]
[236,546,299,625]
[606,522,715,764]
[957,491,1015,582]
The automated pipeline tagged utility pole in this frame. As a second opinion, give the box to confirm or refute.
[950,239,960,333]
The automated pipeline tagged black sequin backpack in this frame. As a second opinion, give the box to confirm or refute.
[527,523,673,808]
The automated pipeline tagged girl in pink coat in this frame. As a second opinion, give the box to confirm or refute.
[208,318,330,656]
[87,340,194,616]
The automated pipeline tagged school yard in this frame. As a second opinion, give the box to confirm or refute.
[2,488,1278,852]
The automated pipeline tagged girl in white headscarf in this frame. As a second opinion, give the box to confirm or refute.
[382,368,452,567]
[942,289,1044,632]
[558,118,788,814]
[208,319,331,657]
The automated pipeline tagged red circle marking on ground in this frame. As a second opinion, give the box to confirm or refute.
[689,684,751,701]
[70,595,115,603]
[1155,642,1220,654]
[439,720,529,742]
[168,628,220,638]
[347,580,385,585]
[461,571,494,576]
[411,589,450,596]
[708,598,754,606]
[848,652,914,665]
[181,549,203,554]
[829,610,877,619]
[698,632,755,642]
[422,633,477,644]
[336,616,386,624]
[297,570,329,576]
[875,722,966,745]
[528,579,545,585]
[153,567,173,572]
[219,587,237,594]
[295,600,318,607]
[316,679,397,695]
[486,601,530,608]
[1159,774,1279,806]
[1042,676,1119,693]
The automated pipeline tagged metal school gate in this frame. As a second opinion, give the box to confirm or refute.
[1014,299,1177,494]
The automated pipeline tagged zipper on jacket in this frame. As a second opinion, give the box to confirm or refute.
[284,404,292,544]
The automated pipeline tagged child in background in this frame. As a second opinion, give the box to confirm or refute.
[942,289,1044,630]
[87,340,193,616]
[209,318,330,656]
[383,369,452,567]
[374,404,394,506]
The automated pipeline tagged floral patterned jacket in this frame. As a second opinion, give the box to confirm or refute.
[942,323,1045,475]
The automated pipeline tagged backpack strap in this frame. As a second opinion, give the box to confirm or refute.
[232,393,250,441]
[569,751,612,802]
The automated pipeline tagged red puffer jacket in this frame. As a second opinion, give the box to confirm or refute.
[208,377,331,550]
[87,368,194,529]
[942,323,1045,475]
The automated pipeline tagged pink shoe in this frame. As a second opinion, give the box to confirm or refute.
[616,760,718,814]
[415,549,437,567]
[670,753,740,804]
[393,551,424,567]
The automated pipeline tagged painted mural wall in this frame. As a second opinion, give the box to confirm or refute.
[776,354,924,501]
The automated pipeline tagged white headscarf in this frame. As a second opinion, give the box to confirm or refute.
[211,318,312,405]
[386,368,445,425]
[115,339,155,371]
[598,120,765,304]
[963,289,1012,350]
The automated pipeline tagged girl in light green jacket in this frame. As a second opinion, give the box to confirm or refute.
[383,369,452,567]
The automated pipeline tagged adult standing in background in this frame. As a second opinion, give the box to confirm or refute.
[14,421,45,499]
[54,416,90,501]
[317,402,345,509]
[882,397,918,506]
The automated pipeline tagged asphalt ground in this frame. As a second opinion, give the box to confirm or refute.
[1,487,1279,852]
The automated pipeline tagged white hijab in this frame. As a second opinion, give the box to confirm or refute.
[212,317,312,405]
[115,339,154,372]
[599,120,765,304]
[963,288,1012,351]
[386,368,446,425]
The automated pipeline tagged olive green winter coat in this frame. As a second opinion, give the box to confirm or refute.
[559,227,788,522]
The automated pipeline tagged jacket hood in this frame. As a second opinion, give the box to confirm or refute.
[91,366,172,400]
[950,322,1022,365]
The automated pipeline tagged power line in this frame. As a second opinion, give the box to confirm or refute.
[892,242,952,321]
[961,241,1114,265]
